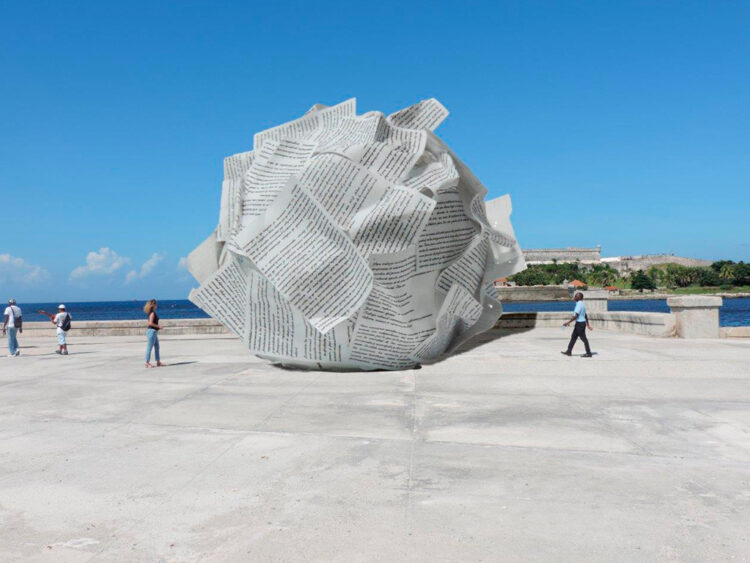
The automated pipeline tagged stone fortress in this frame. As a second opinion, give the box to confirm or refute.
[523,246,603,265]
[523,246,712,273]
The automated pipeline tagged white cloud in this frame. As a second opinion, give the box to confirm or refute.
[70,247,130,281]
[125,252,165,284]
[0,253,50,285]
[177,256,188,270]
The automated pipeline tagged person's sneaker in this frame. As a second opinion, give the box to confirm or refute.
[15,350,20,356]
[55,350,62,355]
[560,351,572,356]
[63,351,69,355]
[7,354,14,358]
[582,353,593,358]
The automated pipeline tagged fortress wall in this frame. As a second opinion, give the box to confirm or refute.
[608,255,713,273]
[523,247,602,263]
[521,247,713,272]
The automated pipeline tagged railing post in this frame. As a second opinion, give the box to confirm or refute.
[568,288,609,312]
[667,296,722,338]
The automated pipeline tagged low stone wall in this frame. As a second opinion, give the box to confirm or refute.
[17,319,228,337]
[495,294,736,339]
[495,311,676,337]
[722,326,750,339]
[496,312,569,329]
[589,311,676,337]
[13,306,741,340]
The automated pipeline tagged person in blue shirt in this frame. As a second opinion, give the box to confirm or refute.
[561,292,593,357]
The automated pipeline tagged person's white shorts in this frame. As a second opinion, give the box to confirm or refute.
[56,328,66,345]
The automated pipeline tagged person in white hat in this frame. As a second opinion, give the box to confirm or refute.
[2,298,23,357]
[39,304,72,355]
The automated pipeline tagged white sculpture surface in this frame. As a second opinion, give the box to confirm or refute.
[188,98,525,370]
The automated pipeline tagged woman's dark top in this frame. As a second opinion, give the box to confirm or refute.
[149,311,160,329]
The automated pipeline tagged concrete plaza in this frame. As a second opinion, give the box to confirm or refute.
[1,328,749,561]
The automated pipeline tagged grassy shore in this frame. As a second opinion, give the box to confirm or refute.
[611,286,750,299]
[663,285,750,295]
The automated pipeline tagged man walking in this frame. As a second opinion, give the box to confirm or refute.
[561,292,594,357]
[2,298,23,357]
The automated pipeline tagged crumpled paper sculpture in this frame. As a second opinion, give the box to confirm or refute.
[188,98,525,370]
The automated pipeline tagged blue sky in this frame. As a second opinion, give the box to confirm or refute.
[1,0,748,301]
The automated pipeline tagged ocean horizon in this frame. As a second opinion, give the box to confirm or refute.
[15,300,210,323]
[9,297,750,327]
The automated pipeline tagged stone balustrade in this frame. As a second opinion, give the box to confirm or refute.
[495,311,675,337]
[497,295,731,339]
[9,296,736,340]
[16,318,228,337]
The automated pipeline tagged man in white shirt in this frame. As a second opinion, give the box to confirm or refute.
[40,304,71,355]
[2,298,23,357]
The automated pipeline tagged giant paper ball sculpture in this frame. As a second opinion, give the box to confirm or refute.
[188,98,525,370]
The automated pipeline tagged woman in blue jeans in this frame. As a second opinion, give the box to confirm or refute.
[144,299,164,368]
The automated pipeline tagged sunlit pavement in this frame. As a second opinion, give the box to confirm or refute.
[1,329,749,561]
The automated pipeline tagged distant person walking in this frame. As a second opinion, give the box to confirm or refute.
[3,299,23,357]
[561,292,594,358]
[144,299,164,368]
[39,305,72,355]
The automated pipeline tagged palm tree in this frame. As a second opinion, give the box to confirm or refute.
[661,263,688,288]
[720,263,735,282]
[601,268,616,286]
[674,266,695,288]
[647,265,662,286]
[586,264,617,287]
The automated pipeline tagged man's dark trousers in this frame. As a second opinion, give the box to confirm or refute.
[567,321,591,355]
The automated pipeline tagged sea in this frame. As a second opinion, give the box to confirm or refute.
[12,297,750,327]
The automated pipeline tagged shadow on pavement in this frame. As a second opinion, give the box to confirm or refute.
[31,351,97,357]
[422,322,537,367]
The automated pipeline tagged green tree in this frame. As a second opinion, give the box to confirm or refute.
[733,262,750,285]
[543,262,580,284]
[693,267,721,286]
[511,267,550,286]
[711,260,735,273]
[630,269,657,292]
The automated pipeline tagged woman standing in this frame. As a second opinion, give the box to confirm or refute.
[144,299,164,368]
